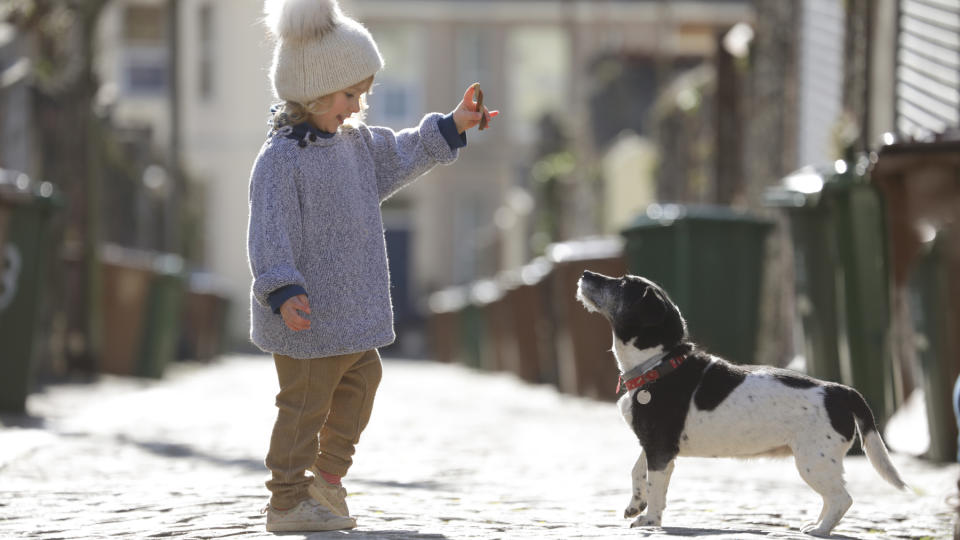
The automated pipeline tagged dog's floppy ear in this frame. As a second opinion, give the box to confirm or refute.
[637,286,668,327]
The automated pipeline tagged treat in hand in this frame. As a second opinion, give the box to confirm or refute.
[474,83,489,130]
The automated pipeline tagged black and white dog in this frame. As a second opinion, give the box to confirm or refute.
[576,270,907,536]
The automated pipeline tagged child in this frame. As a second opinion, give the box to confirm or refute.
[249,0,497,533]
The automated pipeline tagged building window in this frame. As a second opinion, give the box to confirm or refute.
[198,4,215,100]
[124,5,166,42]
[507,26,570,143]
[122,4,168,95]
[383,87,408,118]
[365,24,422,129]
[895,0,960,139]
[456,27,492,92]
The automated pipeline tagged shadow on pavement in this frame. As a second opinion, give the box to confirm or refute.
[654,527,771,537]
[351,478,456,492]
[112,434,265,471]
[658,525,859,539]
[0,411,49,430]
[271,530,451,539]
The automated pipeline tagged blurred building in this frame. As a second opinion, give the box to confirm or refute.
[93,0,751,350]
[653,0,960,416]
[0,22,33,179]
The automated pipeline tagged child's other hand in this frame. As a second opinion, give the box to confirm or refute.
[452,83,499,134]
[280,294,311,332]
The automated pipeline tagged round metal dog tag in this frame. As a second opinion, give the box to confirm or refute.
[636,390,651,405]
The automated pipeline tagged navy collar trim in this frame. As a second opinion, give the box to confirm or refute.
[282,122,336,147]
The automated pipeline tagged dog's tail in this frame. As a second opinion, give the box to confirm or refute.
[848,386,908,490]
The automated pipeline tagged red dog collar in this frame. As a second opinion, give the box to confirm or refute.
[617,355,685,394]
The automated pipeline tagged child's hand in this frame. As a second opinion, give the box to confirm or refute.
[452,83,499,134]
[280,294,311,332]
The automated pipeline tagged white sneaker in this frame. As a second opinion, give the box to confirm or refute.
[308,467,350,517]
[264,498,356,532]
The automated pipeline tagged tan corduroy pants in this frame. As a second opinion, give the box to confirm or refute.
[265,349,382,508]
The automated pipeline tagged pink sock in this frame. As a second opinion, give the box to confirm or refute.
[318,470,342,486]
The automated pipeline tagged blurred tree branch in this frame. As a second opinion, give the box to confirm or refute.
[3,0,112,373]
[3,0,110,98]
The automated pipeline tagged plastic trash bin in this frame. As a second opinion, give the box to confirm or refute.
[501,258,555,384]
[767,158,897,429]
[428,286,467,364]
[621,204,773,365]
[0,171,62,412]
[765,166,844,383]
[180,272,231,362]
[138,253,185,378]
[548,237,627,401]
[100,245,154,376]
[470,279,504,371]
[909,230,960,462]
[872,139,960,458]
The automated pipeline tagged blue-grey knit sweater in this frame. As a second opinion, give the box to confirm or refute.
[247,112,461,359]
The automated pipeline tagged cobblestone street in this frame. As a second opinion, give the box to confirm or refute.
[0,356,956,539]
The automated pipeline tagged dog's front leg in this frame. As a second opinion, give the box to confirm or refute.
[630,459,674,528]
[624,449,647,518]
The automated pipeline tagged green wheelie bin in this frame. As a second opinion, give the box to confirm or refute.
[766,159,897,429]
[0,171,62,412]
[621,204,773,365]
[138,253,185,378]
[765,166,843,383]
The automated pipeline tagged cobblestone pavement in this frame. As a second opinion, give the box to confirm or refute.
[0,355,956,539]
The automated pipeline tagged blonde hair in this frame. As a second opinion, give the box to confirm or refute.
[271,76,375,131]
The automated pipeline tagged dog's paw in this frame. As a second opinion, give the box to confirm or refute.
[624,500,647,518]
[800,522,833,537]
[629,515,661,528]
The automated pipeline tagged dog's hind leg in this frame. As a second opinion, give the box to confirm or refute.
[624,449,648,518]
[793,448,852,536]
[630,458,674,528]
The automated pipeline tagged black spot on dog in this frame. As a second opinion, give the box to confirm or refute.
[630,350,710,470]
[845,385,879,435]
[772,371,818,389]
[610,276,688,352]
[823,385,856,441]
[693,361,747,411]
[819,452,824,457]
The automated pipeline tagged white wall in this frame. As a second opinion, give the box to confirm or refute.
[96,0,172,150]
[797,0,845,167]
[177,0,275,345]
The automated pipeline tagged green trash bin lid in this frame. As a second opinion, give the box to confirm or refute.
[765,157,874,210]
[0,169,63,210]
[764,165,831,208]
[152,253,185,276]
[546,237,624,262]
[428,286,469,314]
[624,203,773,232]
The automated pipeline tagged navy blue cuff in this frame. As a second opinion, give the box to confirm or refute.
[438,113,467,150]
[268,285,308,314]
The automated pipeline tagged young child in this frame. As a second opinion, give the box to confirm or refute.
[249,0,497,533]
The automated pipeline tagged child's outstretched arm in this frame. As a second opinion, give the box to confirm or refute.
[359,83,499,201]
[451,83,499,134]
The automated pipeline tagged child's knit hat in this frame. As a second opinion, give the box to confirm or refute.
[264,0,383,104]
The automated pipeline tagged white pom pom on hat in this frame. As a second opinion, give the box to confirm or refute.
[264,0,339,41]
[264,0,383,104]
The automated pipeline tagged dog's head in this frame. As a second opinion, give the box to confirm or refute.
[576,270,687,351]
